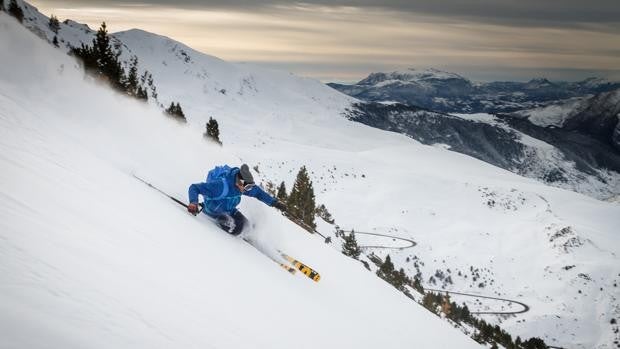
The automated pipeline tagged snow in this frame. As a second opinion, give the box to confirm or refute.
[512,97,587,127]
[452,112,620,199]
[360,68,469,89]
[0,12,483,349]
[390,68,467,81]
[3,4,620,349]
[452,113,499,124]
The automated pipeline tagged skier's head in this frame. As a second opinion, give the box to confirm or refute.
[236,164,255,192]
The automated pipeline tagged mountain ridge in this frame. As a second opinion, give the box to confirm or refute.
[329,68,620,114]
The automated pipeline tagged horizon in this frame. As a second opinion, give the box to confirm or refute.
[29,0,620,83]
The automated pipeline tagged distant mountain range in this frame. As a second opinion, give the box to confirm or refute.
[329,68,620,114]
[330,68,620,200]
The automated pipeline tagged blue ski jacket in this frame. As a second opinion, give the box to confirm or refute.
[188,167,276,216]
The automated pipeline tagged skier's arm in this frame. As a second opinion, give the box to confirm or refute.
[188,181,223,203]
[244,185,277,206]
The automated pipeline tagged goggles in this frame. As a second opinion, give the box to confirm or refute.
[239,181,255,191]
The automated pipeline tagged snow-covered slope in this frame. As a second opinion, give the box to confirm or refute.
[0,13,482,349]
[3,3,620,349]
[510,89,620,152]
[511,97,588,127]
[347,102,620,200]
[10,0,356,140]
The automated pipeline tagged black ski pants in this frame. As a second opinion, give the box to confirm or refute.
[209,210,248,236]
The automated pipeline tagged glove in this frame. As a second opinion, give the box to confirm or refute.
[187,202,199,216]
[273,200,287,212]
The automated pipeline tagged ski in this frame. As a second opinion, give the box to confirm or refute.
[260,251,298,275]
[279,251,321,282]
[241,238,297,275]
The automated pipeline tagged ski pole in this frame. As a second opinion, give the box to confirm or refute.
[133,174,203,214]
[280,211,326,238]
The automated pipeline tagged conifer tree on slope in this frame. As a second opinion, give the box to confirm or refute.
[8,0,24,22]
[342,231,361,259]
[72,22,125,90]
[93,22,125,88]
[125,56,139,96]
[276,181,287,202]
[377,254,395,283]
[49,14,60,34]
[205,117,222,144]
[287,166,316,229]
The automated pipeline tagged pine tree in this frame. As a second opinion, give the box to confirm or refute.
[72,43,95,71]
[422,292,439,313]
[146,72,157,99]
[441,294,452,316]
[71,22,126,91]
[393,268,409,290]
[93,22,113,75]
[125,56,139,96]
[377,254,395,283]
[461,304,471,323]
[315,203,334,224]
[136,86,148,101]
[342,231,361,259]
[92,22,125,89]
[8,0,24,22]
[52,35,59,47]
[204,117,222,144]
[287,166,316,229]
[165,102,186,121]
[515,337,522,347]
[49,14,60,33]
[522,337,547,349]
[276,181,287,202]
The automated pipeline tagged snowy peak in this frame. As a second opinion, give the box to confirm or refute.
[525,77,555,89]
[112,28,228,67]
[12,0,357,130]
[358,68,470,86]
[348,68,475,100]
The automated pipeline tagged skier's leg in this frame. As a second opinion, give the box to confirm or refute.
[229,210,249,236]
[214,214,235,234]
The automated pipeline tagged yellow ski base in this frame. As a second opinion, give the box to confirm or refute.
[280,252,321,282]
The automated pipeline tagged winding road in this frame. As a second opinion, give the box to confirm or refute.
[338,229,530,315]
[424,287,530,315]
[341,230,417,250]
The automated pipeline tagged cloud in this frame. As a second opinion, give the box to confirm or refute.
[34,0,620,27]
[30,0,620,82]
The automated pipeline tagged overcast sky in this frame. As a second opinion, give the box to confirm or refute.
[30,0,620,82]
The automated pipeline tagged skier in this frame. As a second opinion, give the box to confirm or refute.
[187,164,287,235]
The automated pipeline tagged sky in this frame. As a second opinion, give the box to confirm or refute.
[30,0,620,83]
